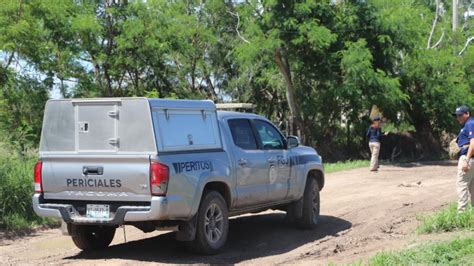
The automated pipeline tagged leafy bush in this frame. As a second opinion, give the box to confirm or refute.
[417,203,474,234]
[368,237,474,266]
[0,156,59,231]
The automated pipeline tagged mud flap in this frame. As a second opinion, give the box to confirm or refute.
[65,222,79,237]
[61,221,70,236]
[287,197,304,221]
[175,215,197,241]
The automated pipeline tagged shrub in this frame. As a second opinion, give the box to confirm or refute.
[0,156,59,231]
[368,237,474,266]
[417,203,474,234]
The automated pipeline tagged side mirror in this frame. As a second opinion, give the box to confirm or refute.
[287,136,300,149]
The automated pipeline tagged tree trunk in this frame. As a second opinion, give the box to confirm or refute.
[453,0,459,31]
[413,120,444,158]
[273,47,304,141]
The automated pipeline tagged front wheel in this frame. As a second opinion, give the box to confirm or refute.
[297,177,320,229]
[71,225,116,251]
[189,191,229,254]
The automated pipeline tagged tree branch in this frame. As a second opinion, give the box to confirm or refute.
[459,36,474,55]
[274,47,303,139]
[427,0,441,49]
[3,52,15,69]
[227,10,250,44]
[431,30,445,49]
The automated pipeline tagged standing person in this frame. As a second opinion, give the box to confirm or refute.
[454,106,474,212]
[367,116,383,172]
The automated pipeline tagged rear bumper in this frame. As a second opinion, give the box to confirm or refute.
[32,194,171,225]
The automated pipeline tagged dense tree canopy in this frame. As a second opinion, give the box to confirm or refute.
[0,0,473,160]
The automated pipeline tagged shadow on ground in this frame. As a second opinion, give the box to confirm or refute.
[66,213,351,264]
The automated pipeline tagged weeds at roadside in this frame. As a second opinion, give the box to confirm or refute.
[366,237,474,266]
[325,160,370,173]
[417,203,474,234]
[0,156,59,233]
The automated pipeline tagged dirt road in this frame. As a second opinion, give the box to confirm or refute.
[0,162,465,265]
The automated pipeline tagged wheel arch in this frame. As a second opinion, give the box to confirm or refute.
[190,175,233,218]
[307,168,324,191]
[202,181,231,209]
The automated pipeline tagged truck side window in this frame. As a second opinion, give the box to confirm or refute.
[253,120,285,150]
[228,119,258,150]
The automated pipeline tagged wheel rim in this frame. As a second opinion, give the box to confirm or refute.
[311,186,319,224]
[204,203,224,244]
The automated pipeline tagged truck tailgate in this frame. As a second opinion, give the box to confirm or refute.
[42,155,152,202]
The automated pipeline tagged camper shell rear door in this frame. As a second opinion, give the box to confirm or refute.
[39,98,157,202]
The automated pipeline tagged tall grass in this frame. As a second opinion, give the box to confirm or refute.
[366,237,474,266]
[0,156,59,232]
[417,203,474,234]
[325,160,370,173]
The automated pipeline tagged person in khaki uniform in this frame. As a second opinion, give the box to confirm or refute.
[453,106,474,212]
[366,116,384,172]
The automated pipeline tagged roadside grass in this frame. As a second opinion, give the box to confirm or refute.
[363,237,474,266]
[417,203,474,234]
[325,160,370,173]
[345,205,474,265]
[0,155,60,233]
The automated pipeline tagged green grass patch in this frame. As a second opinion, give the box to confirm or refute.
[325,160,370,173]
[0,155,59,232]
[365,237,474,266]
[417,203,474,234]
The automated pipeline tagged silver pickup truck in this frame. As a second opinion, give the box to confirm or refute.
[33,98,324,254]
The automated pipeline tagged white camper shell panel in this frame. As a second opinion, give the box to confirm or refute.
[152,108,221,152]
[39,98,156,155]
[76,101,119,152]
[147,99,221,153]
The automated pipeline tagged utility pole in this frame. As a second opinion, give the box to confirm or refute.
[453,0,459,31]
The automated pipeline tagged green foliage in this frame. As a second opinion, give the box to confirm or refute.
[0,74,49,154]
[417,203,474,234]
[382,121,415,134]
[0,0,473,160]
[0,155,59,231]
[325,160,370,173]
[366,237,474,266]
[339,39,406,121]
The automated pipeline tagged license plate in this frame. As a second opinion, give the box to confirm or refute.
[86,204,110,219]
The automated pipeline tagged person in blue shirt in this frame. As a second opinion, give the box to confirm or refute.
[366,116,385,172]
[454,105,474,212]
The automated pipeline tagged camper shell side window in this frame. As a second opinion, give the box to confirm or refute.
[151,108,222,153]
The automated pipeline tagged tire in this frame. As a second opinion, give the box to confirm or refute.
[189,191,229,254]
[297,177,320,229]
[71,225,116,251]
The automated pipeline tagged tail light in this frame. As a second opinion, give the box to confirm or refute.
[34,160,43,193]
[150,162,169,196]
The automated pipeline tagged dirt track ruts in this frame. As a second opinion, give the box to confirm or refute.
[0,161,467,265]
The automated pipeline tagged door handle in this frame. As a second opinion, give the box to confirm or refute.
[83,166,104,175]
[238,158,248,166]
[267,158,275,164]
[109,138,120,145]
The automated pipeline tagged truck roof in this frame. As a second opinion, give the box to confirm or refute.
[217,111,264,120]
[148,98,215,110]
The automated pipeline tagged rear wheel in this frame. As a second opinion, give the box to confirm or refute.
[189,191,229,254]
[297,177,320,229]
[71,225,116,251]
